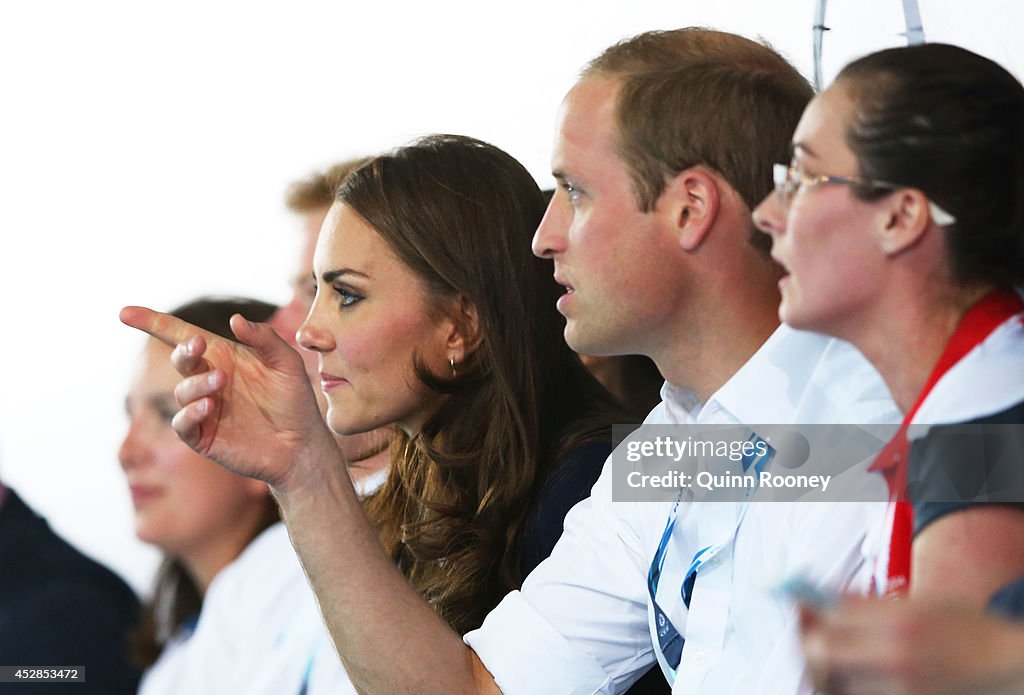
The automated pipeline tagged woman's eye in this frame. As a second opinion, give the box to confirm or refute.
[154,399,178,423]
[157,405,177,423]
[334,286,363,307]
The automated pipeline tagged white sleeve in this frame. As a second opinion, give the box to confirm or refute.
[465,458,662,694]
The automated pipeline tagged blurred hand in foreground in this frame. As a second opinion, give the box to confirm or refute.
[800,595,1024,695]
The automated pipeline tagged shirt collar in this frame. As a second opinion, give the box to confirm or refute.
[353,466,390,497]
[704,324,829,426]
[660,381,702,423]
[910,312,1024,434]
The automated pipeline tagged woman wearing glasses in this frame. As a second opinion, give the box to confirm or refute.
[754,44,1024,693]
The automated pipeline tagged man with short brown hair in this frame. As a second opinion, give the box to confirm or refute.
[460,28,894,694]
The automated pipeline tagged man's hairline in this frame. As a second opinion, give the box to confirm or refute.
[576,67,760,223]
[570,69,656,214]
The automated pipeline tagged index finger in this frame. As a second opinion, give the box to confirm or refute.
[119,305,218,348]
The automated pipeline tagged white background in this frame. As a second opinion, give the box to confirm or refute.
[1,0,1019,593]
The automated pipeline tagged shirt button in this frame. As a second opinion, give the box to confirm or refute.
[694,651,707,665]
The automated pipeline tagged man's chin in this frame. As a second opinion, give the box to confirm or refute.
[563,321,589,354]
[564,322,613,357]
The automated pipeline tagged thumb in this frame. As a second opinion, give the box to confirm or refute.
[230,314,301,372]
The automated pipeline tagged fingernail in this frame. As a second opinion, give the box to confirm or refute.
[197,399,209,415]
[185,338,195,357]
[207,372,219,388]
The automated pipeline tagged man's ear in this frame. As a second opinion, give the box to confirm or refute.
[660,166,721,251]
[445,295,481,364]
[878,189,931,256]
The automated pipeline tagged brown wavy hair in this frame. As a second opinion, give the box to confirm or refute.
[343,135,627,634]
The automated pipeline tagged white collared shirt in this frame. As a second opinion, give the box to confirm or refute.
[465,326,898,694]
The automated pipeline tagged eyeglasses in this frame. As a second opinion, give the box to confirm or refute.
[771,163,957,226]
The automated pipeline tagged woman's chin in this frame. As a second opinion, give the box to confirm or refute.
[326,413,367,438]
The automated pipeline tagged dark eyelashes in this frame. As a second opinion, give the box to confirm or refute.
[334,285,364,307]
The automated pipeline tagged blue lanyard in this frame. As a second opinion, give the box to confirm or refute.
[647,489,690,675]
[647,432,774,679]
[296,632,322,695]
[297,660,313,695]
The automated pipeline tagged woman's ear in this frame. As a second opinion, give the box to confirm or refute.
[660,166,721,251]
[878,189,931,256]
[445,295,481,363]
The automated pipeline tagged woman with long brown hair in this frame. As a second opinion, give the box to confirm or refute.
[122,134,629,689]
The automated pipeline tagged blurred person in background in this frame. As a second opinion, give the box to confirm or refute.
[799,595,1024,695]
[122,296,280,693]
